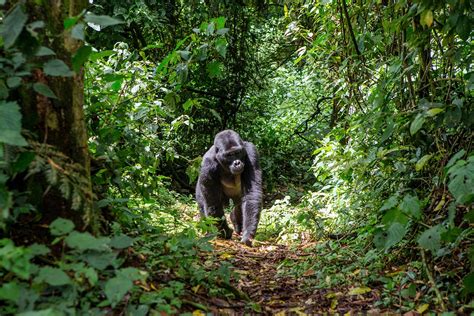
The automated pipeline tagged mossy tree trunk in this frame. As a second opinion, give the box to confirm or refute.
[15,0,96,231]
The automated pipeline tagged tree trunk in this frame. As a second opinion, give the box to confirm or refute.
[15,0,95,231]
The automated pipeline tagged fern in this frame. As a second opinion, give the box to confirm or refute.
[24,142,96,221]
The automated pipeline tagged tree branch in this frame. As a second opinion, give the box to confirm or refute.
[341,0,361,56]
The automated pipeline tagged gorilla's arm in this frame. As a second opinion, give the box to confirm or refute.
[241,141,263,244]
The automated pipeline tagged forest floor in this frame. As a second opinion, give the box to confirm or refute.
[187,238,387,315]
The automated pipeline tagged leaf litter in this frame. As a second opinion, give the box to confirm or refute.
[185,238,388,315]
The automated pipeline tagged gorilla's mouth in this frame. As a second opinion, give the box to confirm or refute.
[230,164,244,175]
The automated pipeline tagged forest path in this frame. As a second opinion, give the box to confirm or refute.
[192,239,381,315]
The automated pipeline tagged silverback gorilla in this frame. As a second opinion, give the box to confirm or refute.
[196,130,262,246]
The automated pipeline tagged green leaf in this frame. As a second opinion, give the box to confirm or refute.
[446,150,465,169]
[110,234,134,249]
[36,267,71,286]
[18,309,57,316]
[410,113,425,135]
[65,231,110,251]
[12,151,35,173]
[178,50,191,61]
[83,267,98,285]
[43,59,74,77]
[104,276,133,307]
[0,101,28,146]
[0,282,21,303]
[420,10,433,28]
[84,13,124,28]
[464,210,474,224]
[0,80,9,99]
[127,305,149,316]
[111,79,123,91]
[463,272,474,294]
[384,222,407,250]
[415,154,432,171]
[89,50,116,61]
[35,46,56,57]
[71,23,85,41]
[117,267,146,281]
[176,63,188,82]
[215,37,227,58]
[81,251,117,270]
[380,195,398,211]
[216,28,229,35]
[207,61,222,78]
[33,83,58,99]
[418,225,443,253]
[208,108,222,122]
[28,243,50,256]
[455,14,470,41]
[1,5,28,49]
[206,22,215,35]
[380,117,394,143]
[382,209,409,226]
[447,156,474,204]
[64,16,79,30]
[49,218,75,236]
[399,194,422,219]
[426,108,444,117]
[72,45,92,72]
[7,77,22,88]
[213,16,226,29]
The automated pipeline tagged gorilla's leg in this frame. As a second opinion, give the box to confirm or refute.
[195,186,206,219]
[230,201,243,235]
[241,198,261,246]
[196,179,233,239]
[206,205,233,239]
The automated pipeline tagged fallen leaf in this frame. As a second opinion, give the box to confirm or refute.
[303,269,315,276]
[416,303,430,313]
[289,307,307,315]
[192,310,206,316]
[348,286,372,295]
[219,253,233,260]
[330,298,338,309]
[269,299,286,306]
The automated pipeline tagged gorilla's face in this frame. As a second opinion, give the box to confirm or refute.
[214,130,247,175]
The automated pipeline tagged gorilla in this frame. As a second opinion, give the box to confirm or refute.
[196,130,262,246]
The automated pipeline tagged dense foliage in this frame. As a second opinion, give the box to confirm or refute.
[0,0,472,314]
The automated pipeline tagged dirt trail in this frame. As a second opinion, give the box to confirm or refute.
[193,239,381,315]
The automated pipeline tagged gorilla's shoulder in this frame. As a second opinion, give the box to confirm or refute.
[203,145,217,160]
[243,141,259,158]
[200,146,219,175]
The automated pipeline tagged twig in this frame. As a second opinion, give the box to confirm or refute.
[421,249,446,311]
[340,0,361,56]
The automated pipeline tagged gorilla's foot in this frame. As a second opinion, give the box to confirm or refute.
[241,236,253,247]
[220,226,233,240]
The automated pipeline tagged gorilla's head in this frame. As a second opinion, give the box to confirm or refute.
[214,130,247,175]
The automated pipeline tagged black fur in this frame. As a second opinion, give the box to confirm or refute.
[196,130,263,246]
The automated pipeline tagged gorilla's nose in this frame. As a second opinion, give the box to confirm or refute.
[233,160,242,167]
